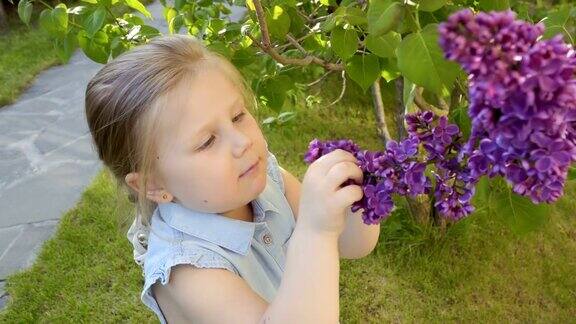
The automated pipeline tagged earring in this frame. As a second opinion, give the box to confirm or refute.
[162,193,168,200]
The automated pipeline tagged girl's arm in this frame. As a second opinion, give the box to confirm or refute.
[153,220,341,323]
[280,166,380,259]
[260,222,340,323]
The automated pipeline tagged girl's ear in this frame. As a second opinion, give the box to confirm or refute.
[125,172,173,204]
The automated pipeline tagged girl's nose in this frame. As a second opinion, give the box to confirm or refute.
[230,129,253,157]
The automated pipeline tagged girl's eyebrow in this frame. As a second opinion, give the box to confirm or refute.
[187,97,243,141]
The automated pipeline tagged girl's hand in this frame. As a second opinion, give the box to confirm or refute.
[297,149,364,237]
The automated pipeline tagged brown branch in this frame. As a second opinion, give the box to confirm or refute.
[276,32,315,51]
[437,95,450,111]
[395,77,406,139]
[413,87,445,116]
[286,33,308,55]
[371,77,392,144]
[252,0,344,71]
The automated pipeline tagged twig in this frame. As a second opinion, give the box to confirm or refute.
[286,33,308,55]
[275,32,315,51]
[327,70,347,107]
[306,70,334,87]
[252,0,344,71]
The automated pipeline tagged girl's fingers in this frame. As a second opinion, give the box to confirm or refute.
[326,161,363,190]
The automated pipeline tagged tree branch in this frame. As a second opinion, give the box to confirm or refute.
[371,77,392,144]
[413,87,446,116]
[251,0,344,71]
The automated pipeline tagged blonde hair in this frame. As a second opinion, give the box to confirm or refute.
[85,34,258,229]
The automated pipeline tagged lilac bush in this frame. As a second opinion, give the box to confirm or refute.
[304,9,576,225]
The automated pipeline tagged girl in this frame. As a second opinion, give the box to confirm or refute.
[85,34,379,323]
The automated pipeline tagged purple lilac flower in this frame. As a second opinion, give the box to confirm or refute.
[439,9,576,204]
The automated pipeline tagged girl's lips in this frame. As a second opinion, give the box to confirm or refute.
[240,159,259,177]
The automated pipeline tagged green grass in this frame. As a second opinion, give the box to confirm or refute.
[0,14,64,108]
[0,72,575,322]
[0,0,154,108]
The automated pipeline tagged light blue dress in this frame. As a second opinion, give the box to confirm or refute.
[127,150,296,323]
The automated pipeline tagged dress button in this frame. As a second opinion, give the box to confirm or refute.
[262,233,273,245]
[137,232,148,246]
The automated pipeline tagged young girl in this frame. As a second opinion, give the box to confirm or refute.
[85,34,379,323]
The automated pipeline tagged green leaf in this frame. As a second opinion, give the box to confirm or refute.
[345,54,380,93]
[260,75,292,111]
[448,102,471,140]
[232,47,257,67]
[492,186,549,236]
[78,30,109,64]
[207,41,233,59]
[540,7,574,44]
[265,6,290,41]
[139,25,161,38]
[343,7,367,26]
[168,14,183,34]
[164,6,177,23]
[417,0,446,12]
[367,1,405,37]
[110,36,129,58]
[331,27,358,60]
[54,32,78,63]
[52,4,69,31]
[174,0,186,10]
[124,0,152,18]
[39,9,59,36]
[478,0,510,11]
[380,57,400,82]
[366,31,401,58]
[18,0,33,26]
[320,11,339,33]
[287,7,305,35]
[84,6,107,37]
[396,24,461,95]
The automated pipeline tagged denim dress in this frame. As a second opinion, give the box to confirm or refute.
[126,150,296,323]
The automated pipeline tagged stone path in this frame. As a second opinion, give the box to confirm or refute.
[0,0,246,310]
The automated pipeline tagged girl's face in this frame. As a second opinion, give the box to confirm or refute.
[152,67,269,218]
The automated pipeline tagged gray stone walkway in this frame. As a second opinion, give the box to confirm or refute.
[0,0,246,310]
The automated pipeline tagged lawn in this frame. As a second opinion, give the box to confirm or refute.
[0,71,574,322]
[0,0,154,108]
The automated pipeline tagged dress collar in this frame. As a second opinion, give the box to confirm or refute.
[157,187,280,256]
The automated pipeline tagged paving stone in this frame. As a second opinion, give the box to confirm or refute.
[0,222,58,279]
[0,160,102,228]
[0,225,23,258]
[0,295,8,309]
[0,156,33,192]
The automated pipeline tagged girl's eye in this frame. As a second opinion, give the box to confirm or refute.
[197,112,246,151]
[198,135,215,151]
[233,112,246,123]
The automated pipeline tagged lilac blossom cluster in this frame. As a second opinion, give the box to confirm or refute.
[304,10,575,224]
[438,9,576,204]
[304,112,475,225]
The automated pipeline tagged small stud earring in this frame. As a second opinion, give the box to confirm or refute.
[162,193,168,200]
